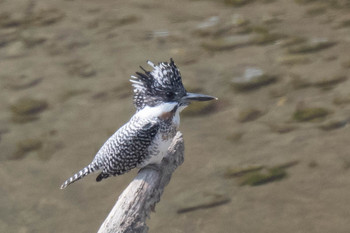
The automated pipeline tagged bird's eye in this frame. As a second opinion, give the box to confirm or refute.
[165,91,175,99]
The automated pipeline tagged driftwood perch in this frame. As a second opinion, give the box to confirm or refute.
[97,132,184,233]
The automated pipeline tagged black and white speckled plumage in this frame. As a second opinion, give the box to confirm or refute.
[93,116,160,180]
[130,58,187,110]
[60,60,183,189]
[61,59,216,189]
[60,104,178,189]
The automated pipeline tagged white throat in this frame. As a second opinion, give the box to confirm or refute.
[135,102,179,119]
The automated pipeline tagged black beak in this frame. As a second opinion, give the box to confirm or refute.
[181,92,217,103]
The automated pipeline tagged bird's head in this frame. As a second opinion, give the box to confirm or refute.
[130,59,216,110]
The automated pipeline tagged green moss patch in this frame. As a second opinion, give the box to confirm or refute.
[225,161,298,186]
[238,167,287,186]
[293,107,330,122]
[11,98,48,115]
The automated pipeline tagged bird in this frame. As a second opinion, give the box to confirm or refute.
[60,58,216,189]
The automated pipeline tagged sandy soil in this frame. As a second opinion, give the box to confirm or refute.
[1,0,350,232]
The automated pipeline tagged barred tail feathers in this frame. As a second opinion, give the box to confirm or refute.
[60,164,96,189]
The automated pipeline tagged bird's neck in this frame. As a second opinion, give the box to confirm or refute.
[134,102,185,120]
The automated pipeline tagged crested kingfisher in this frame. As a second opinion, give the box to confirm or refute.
[60,58,216,189]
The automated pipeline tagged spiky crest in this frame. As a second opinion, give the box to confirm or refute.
[130,58,186,110]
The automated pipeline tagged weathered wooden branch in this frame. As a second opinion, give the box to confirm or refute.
[97,132,184,233]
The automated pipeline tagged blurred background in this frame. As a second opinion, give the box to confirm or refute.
[1,0,350,232]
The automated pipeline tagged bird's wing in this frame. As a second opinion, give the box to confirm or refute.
[94,119,160,176]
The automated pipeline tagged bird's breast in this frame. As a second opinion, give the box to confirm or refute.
[140,132,173,167]
[140,113,179,167]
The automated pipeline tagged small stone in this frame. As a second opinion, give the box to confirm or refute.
[148,30,169,39]
[201,35,253,51]
[193,16,220,37]
[287,38,336,54]
[231,67,277,92]
[319,118,349,131]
